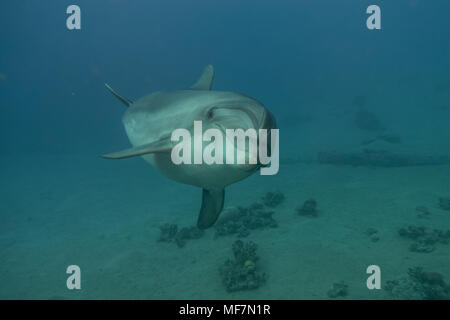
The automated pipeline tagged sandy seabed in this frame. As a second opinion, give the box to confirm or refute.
[1,150,449,300]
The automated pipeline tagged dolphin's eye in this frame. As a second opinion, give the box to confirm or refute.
[206,109,214,119]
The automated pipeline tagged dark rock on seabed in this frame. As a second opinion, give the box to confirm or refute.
[318,149,450,167]
[296,198,318,217]
[158,223,204,248]
[386,267,450,300]
[327,282,348,298]
[398,225,450,253]
[220,240,266,292]
[214,202,278,238]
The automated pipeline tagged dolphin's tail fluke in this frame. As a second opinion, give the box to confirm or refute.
[197,188,224,229]
[105,83,133,107]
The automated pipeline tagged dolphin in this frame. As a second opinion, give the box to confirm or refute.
[102,65,276,229]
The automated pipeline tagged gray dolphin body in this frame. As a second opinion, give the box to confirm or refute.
[103,65,276,229]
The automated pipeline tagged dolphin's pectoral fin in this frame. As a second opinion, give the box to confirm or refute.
[189,65,214,91]
[101,138,172,159]
[197,188,225,229]
[105,83,133,107]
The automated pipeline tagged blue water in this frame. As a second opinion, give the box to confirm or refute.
[1,0,449,299]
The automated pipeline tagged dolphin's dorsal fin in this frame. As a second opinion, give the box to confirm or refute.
[105,83,133,107]
[189,65,214,90]
[197,188,225,229]
[101,137,172,159]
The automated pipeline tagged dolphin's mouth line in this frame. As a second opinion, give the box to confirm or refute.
[215,105,262,130]
[260,109,276,131]
[215,122,226,135]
